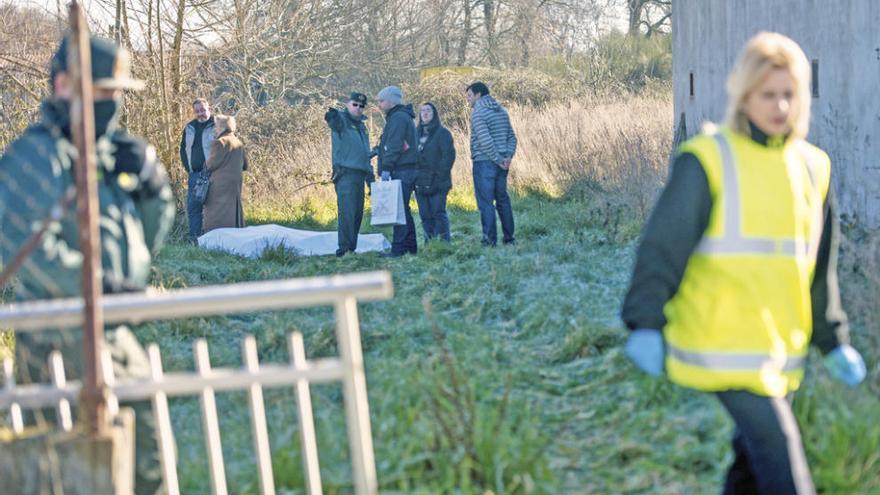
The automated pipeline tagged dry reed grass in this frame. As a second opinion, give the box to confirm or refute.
[233,94,673,226]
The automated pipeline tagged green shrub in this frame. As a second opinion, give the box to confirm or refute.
[532,31,672,94]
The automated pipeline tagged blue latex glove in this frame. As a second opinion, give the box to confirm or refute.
[380,171,392,181]
[823,344,867,388]
[625,329,665,377]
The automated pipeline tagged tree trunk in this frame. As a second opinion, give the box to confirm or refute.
[628,0,645,35]
[169,0,186,119]
[457,0,472,65]
[155,0,172,152]
[483,0,498,66]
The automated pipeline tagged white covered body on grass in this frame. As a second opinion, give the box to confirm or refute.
[198,224,390,258]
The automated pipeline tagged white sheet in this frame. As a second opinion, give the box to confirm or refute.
[198,224,390,258]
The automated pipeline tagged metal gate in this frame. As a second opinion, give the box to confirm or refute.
[1,271,392,495]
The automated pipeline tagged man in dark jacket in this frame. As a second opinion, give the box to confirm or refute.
[466,81,518,246]
[0,34,175,493]
[179,97,215,242]
[325,92,375,257]
[376,85,419,256]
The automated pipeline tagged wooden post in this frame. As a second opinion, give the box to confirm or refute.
[68,1,107,436]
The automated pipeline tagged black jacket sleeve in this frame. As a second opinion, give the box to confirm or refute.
[380,114,409,172]
[809,190,850,354]
[179,128,188,171]
[325,108,344,134]
[440,128,455,173]
[621,152,712,331]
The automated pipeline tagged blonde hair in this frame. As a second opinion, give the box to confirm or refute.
[723,32,812,140]
[214,114,236,134]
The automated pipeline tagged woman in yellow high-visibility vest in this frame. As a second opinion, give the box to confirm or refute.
[621,32,867,495]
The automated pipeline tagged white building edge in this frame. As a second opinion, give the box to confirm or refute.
[673,0,880,228]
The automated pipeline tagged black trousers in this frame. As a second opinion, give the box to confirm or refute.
[390,168,418,255]
[716,390,816,495]
[334,169,368,256]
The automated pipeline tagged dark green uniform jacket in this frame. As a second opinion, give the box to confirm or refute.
[621,123,849,354]
[0,100,175,300]
[326,108,373,174]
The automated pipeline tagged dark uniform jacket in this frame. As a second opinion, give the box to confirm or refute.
[0,100,175,300]
[326,108,373,175]
[378,104,418,173]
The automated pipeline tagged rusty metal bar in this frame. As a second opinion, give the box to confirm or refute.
[68,0,107,436]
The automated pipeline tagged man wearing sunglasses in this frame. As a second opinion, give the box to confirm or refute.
[325,92,375,256]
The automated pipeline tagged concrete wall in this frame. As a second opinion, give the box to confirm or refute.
[673,0,880,227]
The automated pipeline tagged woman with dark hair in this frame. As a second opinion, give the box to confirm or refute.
[414,102,456,241]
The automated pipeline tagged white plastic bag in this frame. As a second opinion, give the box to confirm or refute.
[370,179,407,226]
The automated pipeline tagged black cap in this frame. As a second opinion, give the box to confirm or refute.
[349,92,367,105]
[51,34,144,90]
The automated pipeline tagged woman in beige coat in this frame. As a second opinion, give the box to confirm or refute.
[203,114,247,232]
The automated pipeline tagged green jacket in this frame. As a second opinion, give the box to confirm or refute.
[0,100,175,300]
[326,108,373,174]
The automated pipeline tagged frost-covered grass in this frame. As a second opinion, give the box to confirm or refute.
[137,187,880,494]
[2,91,878,493]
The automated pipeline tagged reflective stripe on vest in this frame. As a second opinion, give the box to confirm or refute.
[667,343,806,372]
[695,133,822,259]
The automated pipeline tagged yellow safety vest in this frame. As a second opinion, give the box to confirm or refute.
[664,128,830,397]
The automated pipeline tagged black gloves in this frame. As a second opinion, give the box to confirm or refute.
[111,132,168,198]
[325,107,343,132]
[112,132,148,175]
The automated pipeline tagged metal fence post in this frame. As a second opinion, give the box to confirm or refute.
[334,297,377,495]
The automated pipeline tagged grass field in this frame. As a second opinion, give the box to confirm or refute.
[132,184,880,494]
[2,92,878,494]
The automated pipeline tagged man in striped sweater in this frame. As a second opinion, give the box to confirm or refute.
[465,81,518,246]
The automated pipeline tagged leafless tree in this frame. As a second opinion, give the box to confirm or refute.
[626,0,671,37]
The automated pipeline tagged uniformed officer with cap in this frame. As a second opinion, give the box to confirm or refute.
[0,34,174,493]
[324,91,376,256]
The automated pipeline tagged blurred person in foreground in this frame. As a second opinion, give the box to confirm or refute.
[414,102,456,242]
[0,34,175,493]
[621,32,866,495]
[203,114,247,233]
[325,92,374,256]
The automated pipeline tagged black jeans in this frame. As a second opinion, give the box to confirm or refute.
[391,168,418,255]
[415,187,451,241]
[716,390,815,495]
[186,170,205,240]
[472,160,514,245]
[334,168,368,256]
